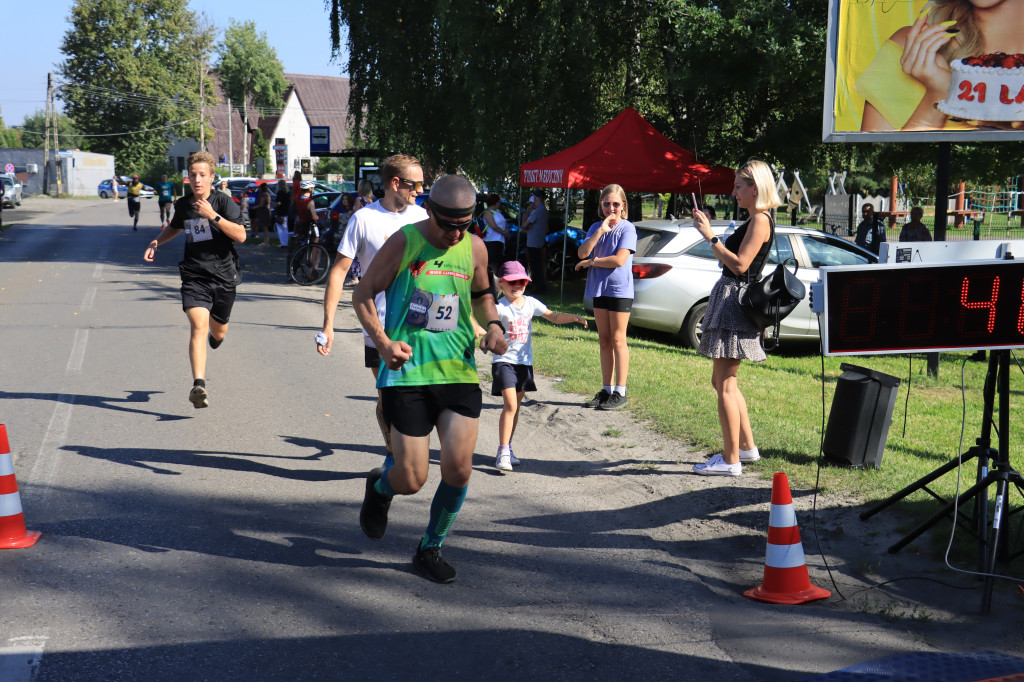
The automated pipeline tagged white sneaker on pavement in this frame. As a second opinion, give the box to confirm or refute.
[693,454,741,476]
[509,449,521,466]
[495,452,513,474]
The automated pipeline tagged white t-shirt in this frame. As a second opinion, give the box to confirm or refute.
[338,199,428,346]
[492,295,549,366]
[482,208,506,245]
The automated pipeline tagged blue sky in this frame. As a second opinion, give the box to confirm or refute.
[2,0,347,127]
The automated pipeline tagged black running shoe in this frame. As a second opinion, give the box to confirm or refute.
[413,546,457,584]
[583,389,610,408]
[188,385,208,409]
[208,333,223,349]
[359,468,391,540]
[597,391,628,410]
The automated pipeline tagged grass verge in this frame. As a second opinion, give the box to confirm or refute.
[531,278,1022,510]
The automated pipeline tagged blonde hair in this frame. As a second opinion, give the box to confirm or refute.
[186,150,216,174]
[736,159,782,211]
[930,1,980,62]
[599,184,628,216]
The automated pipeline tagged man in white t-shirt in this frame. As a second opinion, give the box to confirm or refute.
[318,154,427,462]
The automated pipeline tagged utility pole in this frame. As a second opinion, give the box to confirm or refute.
[227,98,233,175]
[51,78,62,196]
[44,73,52,195]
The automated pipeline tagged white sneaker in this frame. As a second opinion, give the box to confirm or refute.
[739,448,761,462]
[495,452,513,474]
[693,454,741,476]
[509,449,521,466]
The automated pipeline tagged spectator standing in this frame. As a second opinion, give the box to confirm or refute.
[126,174,145,231]
[157,173,176,229]
[690,159,781,476]
[110,176,119,202]
[522,189,549,294]
[491,260,586,472]
[574,184,637,411]
[355,179,374,211]
[480,193,508,274]
[855,204,887,256]
[898,206,933,242]
[318,154,428,469]
[352,174,508,583]
[142,151,246,409]
[251,183,273,245]
[273,179,291,246]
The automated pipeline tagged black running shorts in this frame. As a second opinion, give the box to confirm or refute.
[381,384,483,437]
[181,277,237,324]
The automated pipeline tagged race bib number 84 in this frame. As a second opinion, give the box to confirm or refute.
[405,289,459,332]
[186,218,213,242]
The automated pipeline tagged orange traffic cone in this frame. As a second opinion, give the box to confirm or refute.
[744,472,829,604]
[0,425,41,549]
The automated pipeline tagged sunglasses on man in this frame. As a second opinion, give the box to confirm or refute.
[397,177,424,191]
[426,197,476,232]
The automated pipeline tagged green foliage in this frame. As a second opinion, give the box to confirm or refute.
[314,155,354,179]
[58,0,213,174]
[0,117,22,148]
[216,20,288,166]
[327,0,1023,198]
[20,109,86,150]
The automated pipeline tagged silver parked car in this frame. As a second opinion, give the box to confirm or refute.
[1,174,23,208]
[585,219,877,348]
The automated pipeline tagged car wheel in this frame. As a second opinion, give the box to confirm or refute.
[681,301,708,350]
[100,191,108,199]
[546,247,580,280]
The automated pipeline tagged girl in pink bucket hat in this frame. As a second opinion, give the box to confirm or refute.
[490,260,588,473]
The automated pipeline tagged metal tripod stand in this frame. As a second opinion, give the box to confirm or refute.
[860,350,1023,614]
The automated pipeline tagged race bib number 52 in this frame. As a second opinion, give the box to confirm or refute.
[405,289,459,332]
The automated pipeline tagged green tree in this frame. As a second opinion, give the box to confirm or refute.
[58,0,211,174]
[216,20,288,171]
[20,109,86,150]
[0,116,21,148]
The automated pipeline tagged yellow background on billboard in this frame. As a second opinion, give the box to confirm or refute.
[835,0,922,132]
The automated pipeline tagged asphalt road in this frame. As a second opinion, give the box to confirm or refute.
[1,198,1021,681]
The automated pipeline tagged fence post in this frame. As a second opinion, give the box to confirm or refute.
[848,194,855,238]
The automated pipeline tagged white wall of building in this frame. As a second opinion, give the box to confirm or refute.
[63,151,115,197]
[268,90,313,174]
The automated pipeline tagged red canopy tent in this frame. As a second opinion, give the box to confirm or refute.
[519,108,735,297]
[519,107,735,194]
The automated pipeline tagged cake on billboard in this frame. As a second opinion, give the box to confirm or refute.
[824,0,1024,142]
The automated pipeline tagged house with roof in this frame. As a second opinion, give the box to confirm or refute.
[167,72,350,178]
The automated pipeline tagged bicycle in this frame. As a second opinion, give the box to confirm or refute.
[287,222,333,285]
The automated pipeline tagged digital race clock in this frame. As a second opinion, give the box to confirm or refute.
[814,259,1024,355]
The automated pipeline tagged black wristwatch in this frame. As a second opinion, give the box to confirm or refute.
[709,236,720,245]
[213,215,222,224]
[487,320,506,333]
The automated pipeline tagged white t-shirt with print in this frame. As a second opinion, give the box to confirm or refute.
[338,199,428,346]
[492,295,549,366]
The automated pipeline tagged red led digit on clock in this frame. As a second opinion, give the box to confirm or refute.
[958,274,1000,335]
[839,277,880,342]
[898,275,939,340]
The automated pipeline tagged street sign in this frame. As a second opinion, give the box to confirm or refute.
[4,164,13,173]
[310,126,330,153]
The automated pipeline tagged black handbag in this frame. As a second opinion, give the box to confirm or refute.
[737,257,806,349]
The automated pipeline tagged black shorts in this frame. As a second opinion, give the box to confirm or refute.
[491,362,536,395]
[127,197,141,214]
[181,277,237,324]
[159,200,172,208]
[364,345,381,369]
[381,384,483,437]
[592,295,633,313]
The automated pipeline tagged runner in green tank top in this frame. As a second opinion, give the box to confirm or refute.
[352,174,508,584]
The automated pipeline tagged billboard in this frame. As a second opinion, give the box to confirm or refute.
[823,0,1024,142]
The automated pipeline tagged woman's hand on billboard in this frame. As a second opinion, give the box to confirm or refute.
[899,16,957,97]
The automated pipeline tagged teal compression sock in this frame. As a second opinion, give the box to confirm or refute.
[373,469,395,499]
[419,480,468,550]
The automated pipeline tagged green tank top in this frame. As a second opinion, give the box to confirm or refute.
[376,224,478,387]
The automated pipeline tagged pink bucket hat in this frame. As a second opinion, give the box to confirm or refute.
[497,260,532,282]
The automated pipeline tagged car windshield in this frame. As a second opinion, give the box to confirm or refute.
[2,179,12,189]
[799,234,872,267]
